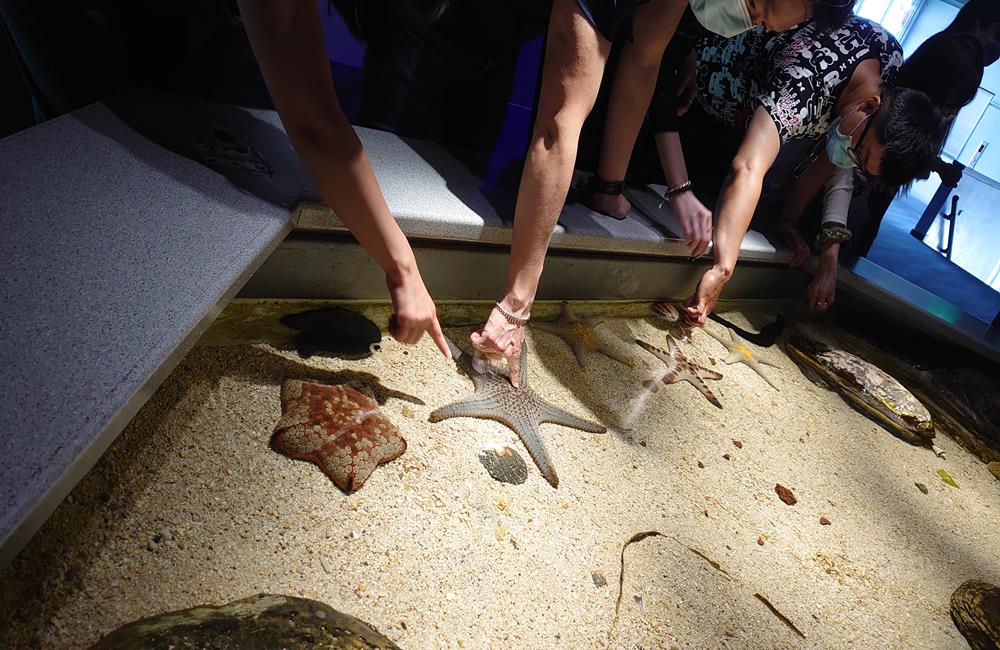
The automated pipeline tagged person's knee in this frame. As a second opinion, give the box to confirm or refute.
[532,108,585,151]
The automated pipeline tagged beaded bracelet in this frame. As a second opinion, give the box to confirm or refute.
[494,301,530,326]
[815,225,853,247]
[665,180,693,198]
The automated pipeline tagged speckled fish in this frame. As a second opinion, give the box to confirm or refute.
[785,335,945,458]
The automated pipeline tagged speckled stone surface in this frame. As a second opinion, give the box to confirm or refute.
[0,97,292,570]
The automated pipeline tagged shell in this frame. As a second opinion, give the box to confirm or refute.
[785,335,940,454]
[950,580,1000,650]
[478,445,529,485]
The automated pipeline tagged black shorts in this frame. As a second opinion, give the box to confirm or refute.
[576,0,649,42]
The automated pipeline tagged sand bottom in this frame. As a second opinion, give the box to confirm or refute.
[1,309,998,649]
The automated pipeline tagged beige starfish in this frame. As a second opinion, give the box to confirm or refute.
[704,327,780,390]
[635,337,723,408]
[531,301,632,368]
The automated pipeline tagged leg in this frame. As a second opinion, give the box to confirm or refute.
[594,0,686,196]
[471,0,610,387]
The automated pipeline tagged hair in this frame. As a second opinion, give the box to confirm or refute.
[873,85,947,188]
[894,31,984,115]
[948,0,1000,33]
[810,0,858,29]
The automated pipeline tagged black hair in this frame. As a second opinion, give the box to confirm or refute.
[873,85,947,188]
[810,0,857,30]
[894,31,984,115]
[948,0,1000,33]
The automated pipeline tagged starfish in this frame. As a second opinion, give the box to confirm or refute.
[531,301,633,368]
[704,326,781,390]
[652,302,697,341]
[635,337,724,408]
[430,338,606,488]
[272,379,406,492]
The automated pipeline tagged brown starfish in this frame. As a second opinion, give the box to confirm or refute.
[652,302,696,341]
[430,338,606,488]
[272,379,406,492]
[635,337,723,408]
[704,327,780,390]
[531,301,633,368]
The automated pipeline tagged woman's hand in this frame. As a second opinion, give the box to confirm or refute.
[385,267,451,357]
[470,303,527,388]
[683,265,730,326]
[470,305,526,388]
[808,262,837,312]
[773,221,811,268]
[670,191,712,257]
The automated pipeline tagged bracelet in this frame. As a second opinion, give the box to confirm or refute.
[494,301,530,326]
[585,175,625,196]
[815,225,852,247]
[665,180,693,199]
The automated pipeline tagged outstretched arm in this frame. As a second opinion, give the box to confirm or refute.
[683,106,781,324]
[238,0,449,356]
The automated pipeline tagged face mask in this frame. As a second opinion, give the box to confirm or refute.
[690,0,754,38]
[825,114,871,170]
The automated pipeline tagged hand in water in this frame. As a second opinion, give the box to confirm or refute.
[470,305,525,388]
[773,221,810,268]
[683,266,729,326]
[808,266,837,312]
[385,269,451,358]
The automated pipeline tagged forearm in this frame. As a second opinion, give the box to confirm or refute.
[654,131,691,188]
[817,220,842,271]
[780,154,835,224]
[712,165,765,275]
[290,120,415,280]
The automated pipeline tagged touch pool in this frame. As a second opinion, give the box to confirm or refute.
[0,301,998,649]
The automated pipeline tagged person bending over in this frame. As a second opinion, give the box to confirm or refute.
[777,31,985,308]
[678,16,945,324]
[472,0,853,387]
[238,1,450,356]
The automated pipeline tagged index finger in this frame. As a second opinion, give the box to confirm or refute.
[428,315,452,359]
[507,347,521,389]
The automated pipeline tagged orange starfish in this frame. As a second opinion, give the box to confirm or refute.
[272,379,406,492]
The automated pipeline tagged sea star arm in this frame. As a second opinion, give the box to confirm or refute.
[429,394,503,422]
[678,372,723,409]
[505,416,560,488]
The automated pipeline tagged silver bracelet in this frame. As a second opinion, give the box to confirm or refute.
[494,301,530,326]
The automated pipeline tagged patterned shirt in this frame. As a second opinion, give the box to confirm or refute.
[694,17,903,143]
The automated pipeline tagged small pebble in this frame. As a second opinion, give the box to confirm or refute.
[732,440,743,449]
[697,461,705,469]
[775,484,797,505]
[757,536,765,546]
[401,405,415,419]
[915,482,929,494]
[592,571,607,588]
[819,517,831,526]
[495,525,506,541]
[723,454,731,461]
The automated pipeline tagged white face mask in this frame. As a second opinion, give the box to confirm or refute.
[690,0,755,37]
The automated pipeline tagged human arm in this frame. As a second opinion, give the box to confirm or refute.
[807,169,853,311]
[683,106,781,324]
[238,0,449,356]
[654,131,712,256]
[773,152,836,266]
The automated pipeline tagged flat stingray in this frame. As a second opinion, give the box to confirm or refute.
[272,379,405,492]
[635,337,723,408]
[704,326,780,390]
[531,301,632,368]
[430,338,606,488]
[280,307,381,359]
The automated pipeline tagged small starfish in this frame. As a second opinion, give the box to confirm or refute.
[531,301,632,368]
[704,326,781,390]
[652,302,697,341]
[430,338,606,488]
[635,337,724,408]
[272,379,406,492]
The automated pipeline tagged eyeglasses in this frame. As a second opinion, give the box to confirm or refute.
[847,105,879,184]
